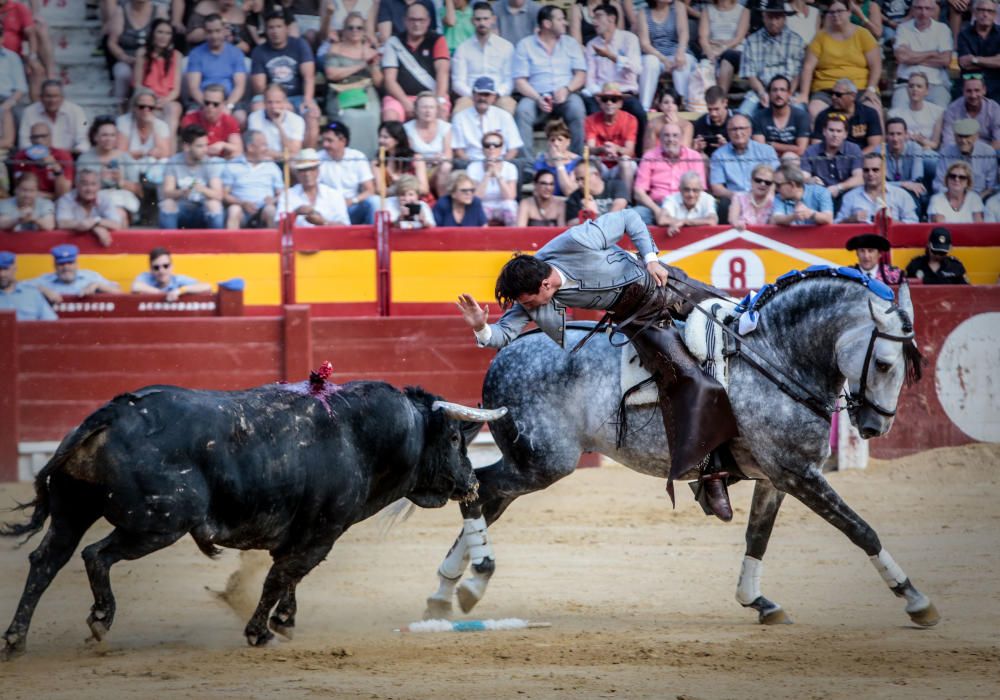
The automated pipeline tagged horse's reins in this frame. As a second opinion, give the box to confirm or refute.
[665,275,913,421]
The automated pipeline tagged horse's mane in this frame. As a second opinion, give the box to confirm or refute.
[738,266,923,385]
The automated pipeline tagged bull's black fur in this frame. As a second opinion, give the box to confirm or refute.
[1,379,481,659]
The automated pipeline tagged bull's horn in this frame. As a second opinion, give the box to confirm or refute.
[431,401,508,422]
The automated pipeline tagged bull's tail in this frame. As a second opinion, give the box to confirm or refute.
[1,462,55,541]
[1,398,121,541]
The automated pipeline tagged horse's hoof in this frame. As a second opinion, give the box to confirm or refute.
[268,616,295,639]
[760,607,792,625]
[908,602,940,628]
[744,596,792,625]
[423,597,453,620]
[456,583,481,614]
[245,629,274,647]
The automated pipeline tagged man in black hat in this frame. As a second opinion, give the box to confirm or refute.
[846,233,904,285]
[905,228,971,284]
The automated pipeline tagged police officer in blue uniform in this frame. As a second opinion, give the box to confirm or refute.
[0,251,58,321]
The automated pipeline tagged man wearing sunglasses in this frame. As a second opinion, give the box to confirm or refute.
[131,247,212,302]
[940,73,1000,148]
[933,118,997,198]
[584,82,638,191]
[835,152,918,223]
[180,84,243,160]
[810,79,883,154]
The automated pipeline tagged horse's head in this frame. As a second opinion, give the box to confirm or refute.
[836,282,921,439]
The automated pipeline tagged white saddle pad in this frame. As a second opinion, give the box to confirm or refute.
[620,298,737,407]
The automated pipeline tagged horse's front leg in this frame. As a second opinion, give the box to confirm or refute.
[776,469,940,627]
[424,499,492,619]
[737,480,791,625]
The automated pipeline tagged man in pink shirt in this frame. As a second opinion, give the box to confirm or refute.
[633,122,705,225]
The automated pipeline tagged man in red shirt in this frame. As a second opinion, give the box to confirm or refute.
[584,82,638,191]
[0,0,54,101]
[12,120,73,200]
[180,84,243,159]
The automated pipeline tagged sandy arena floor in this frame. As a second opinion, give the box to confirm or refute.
[0,443,998,699]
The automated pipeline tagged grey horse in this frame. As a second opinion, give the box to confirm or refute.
[425,268,939,628]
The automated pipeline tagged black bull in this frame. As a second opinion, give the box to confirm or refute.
[1,379,506,659]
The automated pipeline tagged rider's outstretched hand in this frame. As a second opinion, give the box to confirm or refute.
[457,293,489,331]
[646,261,670,287]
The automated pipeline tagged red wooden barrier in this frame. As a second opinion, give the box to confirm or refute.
[0,312,18,480]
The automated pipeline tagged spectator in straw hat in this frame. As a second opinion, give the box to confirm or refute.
[846,232,904,284]
[280,148,349,226]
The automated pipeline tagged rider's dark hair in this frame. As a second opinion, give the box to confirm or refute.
[495,254,552,308]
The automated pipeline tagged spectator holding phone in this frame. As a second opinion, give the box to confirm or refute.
[386,174,435,228]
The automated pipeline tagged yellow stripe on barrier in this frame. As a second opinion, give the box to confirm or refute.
[14,253,283,306]
[295,250,377,303]
[392,251,513,302]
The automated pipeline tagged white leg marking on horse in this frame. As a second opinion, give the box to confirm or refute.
[438,531,471,580]
[870,548,907,587]
[736,556,763,606]
[463,516,493,566]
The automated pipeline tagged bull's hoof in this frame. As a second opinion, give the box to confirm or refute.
[456,582,482,614]
[87,613,111,642]
[245,629,274,647]
[1,637,25,662]
[908,602,940,628]
[269,615,295,639]
[423,597,453,620]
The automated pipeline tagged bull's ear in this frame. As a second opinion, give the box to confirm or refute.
[460,420,484,447]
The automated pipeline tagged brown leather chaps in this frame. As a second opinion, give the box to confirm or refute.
[608,268,739,486]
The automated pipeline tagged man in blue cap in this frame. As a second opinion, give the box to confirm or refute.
[0,251,57,321]
[24,244,121,304]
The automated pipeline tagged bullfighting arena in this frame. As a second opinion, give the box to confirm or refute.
[1,443,998,699]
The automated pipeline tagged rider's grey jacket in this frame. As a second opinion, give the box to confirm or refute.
[480,209,659,350]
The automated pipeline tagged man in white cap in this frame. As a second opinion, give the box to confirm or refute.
[281,148,349,227]
[0,251,57,321]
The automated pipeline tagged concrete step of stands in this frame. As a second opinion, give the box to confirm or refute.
[49,20,105,65]
[38,0,91,25]
[41,2,116,120]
